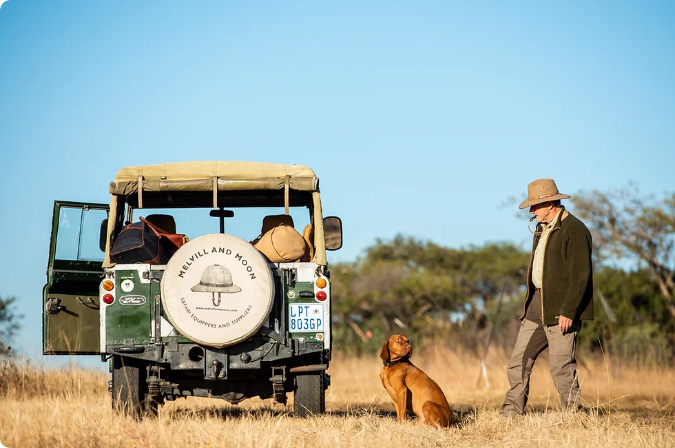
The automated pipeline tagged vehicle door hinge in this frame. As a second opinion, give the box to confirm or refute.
[46,297,64,315]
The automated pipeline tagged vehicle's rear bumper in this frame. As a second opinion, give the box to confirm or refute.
[106,336,327,379]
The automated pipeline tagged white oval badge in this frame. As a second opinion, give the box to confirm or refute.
[120,295,146,305]
[161,234,275,348]
[121,279,134,292]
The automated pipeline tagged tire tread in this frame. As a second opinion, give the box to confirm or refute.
[294,373,325,417]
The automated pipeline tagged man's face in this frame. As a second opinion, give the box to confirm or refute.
[529,202,553,223]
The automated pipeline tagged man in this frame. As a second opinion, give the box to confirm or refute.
[501,179,594,417]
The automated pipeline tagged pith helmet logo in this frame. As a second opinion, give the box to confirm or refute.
[191,264,241,306]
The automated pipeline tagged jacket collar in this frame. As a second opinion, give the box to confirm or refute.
[551,206,565,230]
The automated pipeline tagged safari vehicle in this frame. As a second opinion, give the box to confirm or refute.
[43,161,342,417]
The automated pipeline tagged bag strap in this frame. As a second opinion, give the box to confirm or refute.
[139,216,188,247]
[139,216,167,238]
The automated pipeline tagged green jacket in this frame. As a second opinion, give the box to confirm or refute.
[520,209,594,324]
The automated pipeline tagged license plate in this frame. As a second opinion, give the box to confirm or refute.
[289,304,324,332]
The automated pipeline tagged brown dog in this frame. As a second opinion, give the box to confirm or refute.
[380,334,452,426]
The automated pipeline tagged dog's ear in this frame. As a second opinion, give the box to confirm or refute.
[379,339,390,361]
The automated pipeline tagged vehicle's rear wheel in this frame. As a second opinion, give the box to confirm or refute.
[294,372,326,417]
[111,355,151,418]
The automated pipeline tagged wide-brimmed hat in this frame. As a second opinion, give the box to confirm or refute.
[519,179,571,209]
[191,264,242,293]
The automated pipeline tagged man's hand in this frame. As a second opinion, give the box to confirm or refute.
[558,315,573,333]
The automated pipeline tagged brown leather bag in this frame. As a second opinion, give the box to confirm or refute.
[111,218,188,265]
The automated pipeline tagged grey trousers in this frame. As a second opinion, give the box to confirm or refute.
[501,318,582,415]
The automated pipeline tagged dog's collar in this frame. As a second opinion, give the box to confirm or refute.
[383,358,408,367]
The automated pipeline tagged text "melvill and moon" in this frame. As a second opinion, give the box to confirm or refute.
[178,247,256,279]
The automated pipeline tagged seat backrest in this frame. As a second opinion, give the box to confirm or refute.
[260,214,295,234]
[145,214,177,234]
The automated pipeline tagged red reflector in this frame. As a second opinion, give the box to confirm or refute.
[103,294,114,304]
[316,291,327,301]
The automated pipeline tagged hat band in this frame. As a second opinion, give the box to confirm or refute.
[527,193,559,201]
[199,281,233,288]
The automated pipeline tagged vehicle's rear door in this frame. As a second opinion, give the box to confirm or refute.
[43,201,109,354]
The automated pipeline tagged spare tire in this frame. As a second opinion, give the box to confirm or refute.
[161,233,275,348]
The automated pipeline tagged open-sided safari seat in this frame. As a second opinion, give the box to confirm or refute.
[261,214,294,235]
[145,214,177,234]
[252,214,313,263]
[145,213,189,250]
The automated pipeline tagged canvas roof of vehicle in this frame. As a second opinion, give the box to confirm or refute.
[102,161,328,267]
[110,161,319,195]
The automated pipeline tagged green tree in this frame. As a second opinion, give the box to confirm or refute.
[572,187,675,319]
[330,236,530,354]
[0,296,21,355]
[584,267,673,365]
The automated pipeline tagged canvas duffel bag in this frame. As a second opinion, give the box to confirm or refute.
[110,217,187,265]
[254,224,306,263]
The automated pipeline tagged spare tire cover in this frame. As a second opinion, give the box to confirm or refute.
[161,233,274,348]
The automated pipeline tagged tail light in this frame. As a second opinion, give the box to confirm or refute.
[102,294,114,304]
[316,291,327,301]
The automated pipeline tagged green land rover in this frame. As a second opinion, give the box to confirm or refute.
[43,161,342,417]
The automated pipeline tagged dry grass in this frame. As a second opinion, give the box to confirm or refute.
[1,346,674,448]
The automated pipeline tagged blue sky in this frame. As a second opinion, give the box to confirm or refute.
[0,0,674,366]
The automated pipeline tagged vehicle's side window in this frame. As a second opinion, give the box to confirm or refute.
[55,207,108,262]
